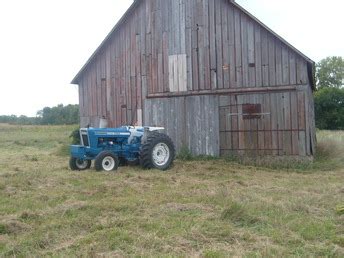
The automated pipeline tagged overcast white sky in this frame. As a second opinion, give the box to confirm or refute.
[0,0,343,116]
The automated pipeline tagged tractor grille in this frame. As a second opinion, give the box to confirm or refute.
[80,129,89,147]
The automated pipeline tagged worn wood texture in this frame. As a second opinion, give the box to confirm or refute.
[218,84,314,157]
[77,0,311,125]
[144,95,219,156]
[75,0,315,157]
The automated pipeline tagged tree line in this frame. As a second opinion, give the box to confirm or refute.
[315,56,344,130]
[0,104,79,125]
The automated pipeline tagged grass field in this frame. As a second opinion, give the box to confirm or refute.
[0,124,343,257]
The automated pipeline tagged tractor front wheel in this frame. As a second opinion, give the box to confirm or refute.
[95,151,119,172]
[140,132,175,170]
[69,157,91,171]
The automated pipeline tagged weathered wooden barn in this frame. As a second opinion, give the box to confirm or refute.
[71,0,316,157]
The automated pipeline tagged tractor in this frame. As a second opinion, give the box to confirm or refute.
[69,126,175,172]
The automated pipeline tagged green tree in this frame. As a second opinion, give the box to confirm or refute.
[314,56,344,129]
[0,104,79,125]
[316,56,344,89]
[0,115,39,125]
[38,104,79,125]
[314,87,344,130]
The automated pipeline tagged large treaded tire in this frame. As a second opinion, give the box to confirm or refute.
[139,132,175,170]
[95,151,119,172]
[69,157,91,171]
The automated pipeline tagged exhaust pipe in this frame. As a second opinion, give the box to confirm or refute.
[99,117,108,128]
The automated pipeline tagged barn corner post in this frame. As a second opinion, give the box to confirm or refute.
[71,0,316,160]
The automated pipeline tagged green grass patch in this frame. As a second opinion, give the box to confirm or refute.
[0,224,7,234]
[221,202,260,226]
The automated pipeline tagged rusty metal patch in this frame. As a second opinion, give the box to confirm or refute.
[242,104,262,119]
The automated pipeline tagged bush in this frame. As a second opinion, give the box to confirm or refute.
[70,128,80,145]
[314,87,344,130]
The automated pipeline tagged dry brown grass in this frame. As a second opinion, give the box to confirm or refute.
[0,124,343,257]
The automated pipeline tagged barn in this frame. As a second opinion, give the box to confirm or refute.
[71,0,316,158]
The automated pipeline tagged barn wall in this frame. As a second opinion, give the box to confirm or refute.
[76,0,315,157]
[78,0,311,129]
[144,95,220,156]
[79,1,148,127]
[144,0,310,95]
[144,83,315,157]
[217,84,315,157]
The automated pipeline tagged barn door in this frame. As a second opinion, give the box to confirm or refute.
[219,91,308,157]
[219,94,275,157]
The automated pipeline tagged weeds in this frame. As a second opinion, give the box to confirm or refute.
[69,128,80,145]
[221,202,260,226]
[219,131,344,172]
[0,224,7,234]
[176,145,193,161]
[177,145,220,162]
[337,205,344,215]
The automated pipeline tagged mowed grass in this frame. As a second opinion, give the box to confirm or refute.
[0,124,343,257]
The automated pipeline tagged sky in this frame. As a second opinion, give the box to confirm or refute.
[0,0,343,116]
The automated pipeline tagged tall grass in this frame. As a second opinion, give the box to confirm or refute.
[314,130,344,170]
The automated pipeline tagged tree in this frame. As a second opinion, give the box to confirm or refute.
[314,56,344,130]
[316,56,344,89]
[314,87,344,130]
[38,104,79,125]
[0,104,79,125]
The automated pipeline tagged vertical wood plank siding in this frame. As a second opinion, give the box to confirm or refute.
[217,85,314,157]
[144,95,220,156]
[76,0,315,157]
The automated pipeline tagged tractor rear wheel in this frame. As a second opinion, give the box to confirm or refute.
[140,132,175,170]
[69,157,91,171]
[95,151,119,172]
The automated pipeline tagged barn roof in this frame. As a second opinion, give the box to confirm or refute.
[71,0,315,88]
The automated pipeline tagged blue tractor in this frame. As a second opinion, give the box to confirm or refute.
[69,127,175,172]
